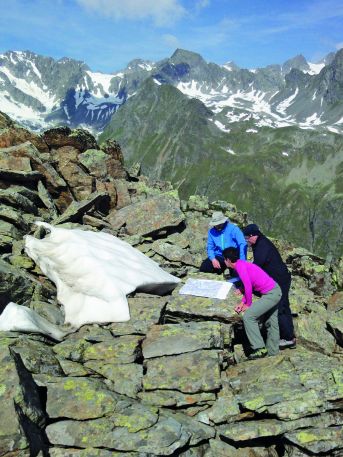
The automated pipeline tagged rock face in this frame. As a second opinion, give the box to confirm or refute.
[0,113,342,456]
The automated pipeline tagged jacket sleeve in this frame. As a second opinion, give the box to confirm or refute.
[234,226,247,260]
[236,262,252,306]
[207,231,216,260]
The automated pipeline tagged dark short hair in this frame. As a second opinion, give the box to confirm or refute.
[223,247,239,262]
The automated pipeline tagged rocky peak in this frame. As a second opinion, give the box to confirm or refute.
[282,54,309,75]
[320,50,337,66]
[125,58,155,72]
[170,48,207,67]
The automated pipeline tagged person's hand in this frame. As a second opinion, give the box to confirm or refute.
[212,259,221,269]
[234,302,249,314]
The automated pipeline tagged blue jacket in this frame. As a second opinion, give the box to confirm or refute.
[207,222,247,260]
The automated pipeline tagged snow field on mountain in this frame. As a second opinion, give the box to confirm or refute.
[0,66,57,110]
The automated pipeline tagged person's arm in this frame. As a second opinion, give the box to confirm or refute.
[207,231,216,260]
[236,262,253,306]
[233,226,247,260]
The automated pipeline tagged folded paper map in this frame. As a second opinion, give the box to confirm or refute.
[179,278,233,299]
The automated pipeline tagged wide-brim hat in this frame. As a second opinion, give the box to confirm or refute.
[209,211,228,227]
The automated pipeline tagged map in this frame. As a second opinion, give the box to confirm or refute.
[179,278,233,299]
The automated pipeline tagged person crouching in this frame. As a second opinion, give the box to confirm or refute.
[223,247,282,360]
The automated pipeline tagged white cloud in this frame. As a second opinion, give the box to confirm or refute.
[76,0,186,26]
[335,42,343,50]
[196,0,210,9]
[163,34,180,48]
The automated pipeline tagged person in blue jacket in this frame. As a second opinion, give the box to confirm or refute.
[200,211,247,274]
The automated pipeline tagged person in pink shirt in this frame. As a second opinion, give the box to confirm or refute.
[223,247,282,359]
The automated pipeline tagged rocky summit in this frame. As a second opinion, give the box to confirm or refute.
[0,111,342,457]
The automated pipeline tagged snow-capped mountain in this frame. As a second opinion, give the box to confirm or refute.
[0,51,150,131]
[0,48,342,134]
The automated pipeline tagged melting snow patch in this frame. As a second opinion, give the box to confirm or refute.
[297,113,325,130]
[327,126,340,134]
[226,147,236,155]
[138,63,154,71]
[153,78,162,85]
[24,222,180,328]
[282,151,289,157]
[225,111,248,123]
[246,128,258,133]
[29,60,42,80]
[0,67,56,109]
[0,90,45,124]
[305,62,325,75]
[276,88,299,114]
[214,120,231,132]
[86,71,114,94]
[300,112,322,127]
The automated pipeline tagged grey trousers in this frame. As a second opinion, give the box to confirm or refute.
[242,284,282,356]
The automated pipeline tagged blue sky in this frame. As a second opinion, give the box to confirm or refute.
[0,0,342,73]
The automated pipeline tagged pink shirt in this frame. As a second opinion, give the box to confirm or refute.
[235,260,276,307]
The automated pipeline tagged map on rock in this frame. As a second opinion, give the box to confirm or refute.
[179,278,233,299]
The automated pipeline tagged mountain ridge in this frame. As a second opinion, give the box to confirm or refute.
[1,48,342,133]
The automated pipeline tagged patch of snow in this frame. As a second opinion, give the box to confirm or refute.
[305,62,325,75]
[10,53,17,65]
[221,84,229,94]
[327,126,340,134]
[177,80,215,104]
[0,302,66,341]
[86,70,114,94]
[0,90,45,125]
[300,112,322,127]
[138,63,154,71]
[74,89,124,112]
[153,78,162,85]
[276,88,299,114]
[0,66,56,109]
[334,116,343,125]
[225,111,248,123]
[214,120,231,132]
[222,64,234,71]
[246,128,258,133]
[282,152,289,157]
[226,147,236,155]
[29,60,42,80]
[249,69,257,74]
[24,222,180,329]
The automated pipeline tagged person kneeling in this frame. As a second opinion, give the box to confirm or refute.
[223,247,282,360]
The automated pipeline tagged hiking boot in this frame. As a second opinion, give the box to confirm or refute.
[248,348,268,360]
[279,338,296,349]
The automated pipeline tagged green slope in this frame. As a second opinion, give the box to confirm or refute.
[100,78,343,258]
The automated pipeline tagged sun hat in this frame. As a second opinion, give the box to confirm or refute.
[209,211,228,227]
